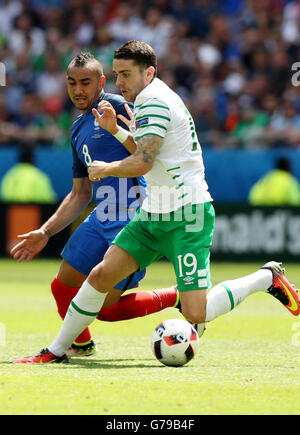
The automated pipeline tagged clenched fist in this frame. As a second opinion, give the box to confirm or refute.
[88,160,109,181]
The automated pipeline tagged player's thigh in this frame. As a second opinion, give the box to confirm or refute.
[170,204,214,286]
[103,219,147,291]
[171,242,211,323]
[89,244,140,290]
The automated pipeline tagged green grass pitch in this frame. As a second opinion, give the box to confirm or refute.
[0,258,300,415]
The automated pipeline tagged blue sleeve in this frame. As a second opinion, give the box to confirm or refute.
[116,101,134,132]
[71,144,87,178]
[105,94,133,131]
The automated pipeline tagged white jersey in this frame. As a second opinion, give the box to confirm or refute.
[131,78,212,213]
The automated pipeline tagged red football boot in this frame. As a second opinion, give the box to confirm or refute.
[13,348,68,364]
[261,261,300,316]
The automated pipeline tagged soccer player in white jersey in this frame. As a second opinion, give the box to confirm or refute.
[14,40,299,364]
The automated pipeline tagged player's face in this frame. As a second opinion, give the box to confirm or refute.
[67,67,106,113]
[113,59,155,102]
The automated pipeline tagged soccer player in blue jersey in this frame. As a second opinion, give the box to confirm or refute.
[11,52,178,358]
[13,42,299,365]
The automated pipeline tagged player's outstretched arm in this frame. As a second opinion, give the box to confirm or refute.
[10,177,93,262]
[10,229,49,263]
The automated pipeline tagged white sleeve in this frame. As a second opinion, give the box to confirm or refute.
[133,97,170,140]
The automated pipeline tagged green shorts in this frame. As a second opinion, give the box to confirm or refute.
[113,202,215,292]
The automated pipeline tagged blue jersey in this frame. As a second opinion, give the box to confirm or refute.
[61,92,147,284]
[71,92,146,221]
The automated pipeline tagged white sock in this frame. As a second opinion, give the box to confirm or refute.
[205,269,272,322]
[48,280,107,356]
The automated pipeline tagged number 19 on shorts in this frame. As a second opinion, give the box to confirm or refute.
[177,253,209,290]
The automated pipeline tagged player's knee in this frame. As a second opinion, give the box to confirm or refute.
[179,290,207,324]
[89,262,115,291]
[181,307,206,324]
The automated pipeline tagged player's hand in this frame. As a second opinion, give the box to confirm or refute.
[117,104,133,128]
[10,229,49,262]
[88,160,109,181]
[92,100,118,134]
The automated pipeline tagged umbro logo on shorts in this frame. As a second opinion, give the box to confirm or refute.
[183,276,195,285]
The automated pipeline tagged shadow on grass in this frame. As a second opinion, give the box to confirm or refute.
[68,358,161,369]
[2,358,297,370]
[0,358,163,369]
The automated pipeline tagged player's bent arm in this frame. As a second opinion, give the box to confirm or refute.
[89,135,162,179]
[92,101,136,154]
[40,177,93,238]
[116,130,137,155]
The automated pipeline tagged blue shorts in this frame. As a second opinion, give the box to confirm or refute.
[61,209,146,290]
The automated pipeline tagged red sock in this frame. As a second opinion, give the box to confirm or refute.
[51,275,92,344]
[97,287,178,322]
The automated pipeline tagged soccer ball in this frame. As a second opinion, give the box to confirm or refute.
[151,318,199,367]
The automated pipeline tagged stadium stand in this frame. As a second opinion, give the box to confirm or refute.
[0,0,299,202]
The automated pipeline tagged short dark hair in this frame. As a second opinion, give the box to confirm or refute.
[67,52,104,77]
[114,40,157,75]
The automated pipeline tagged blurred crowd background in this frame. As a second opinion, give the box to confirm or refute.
[0,0,299,151]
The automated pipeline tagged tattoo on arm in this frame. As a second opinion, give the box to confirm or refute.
[135,135,163,166]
